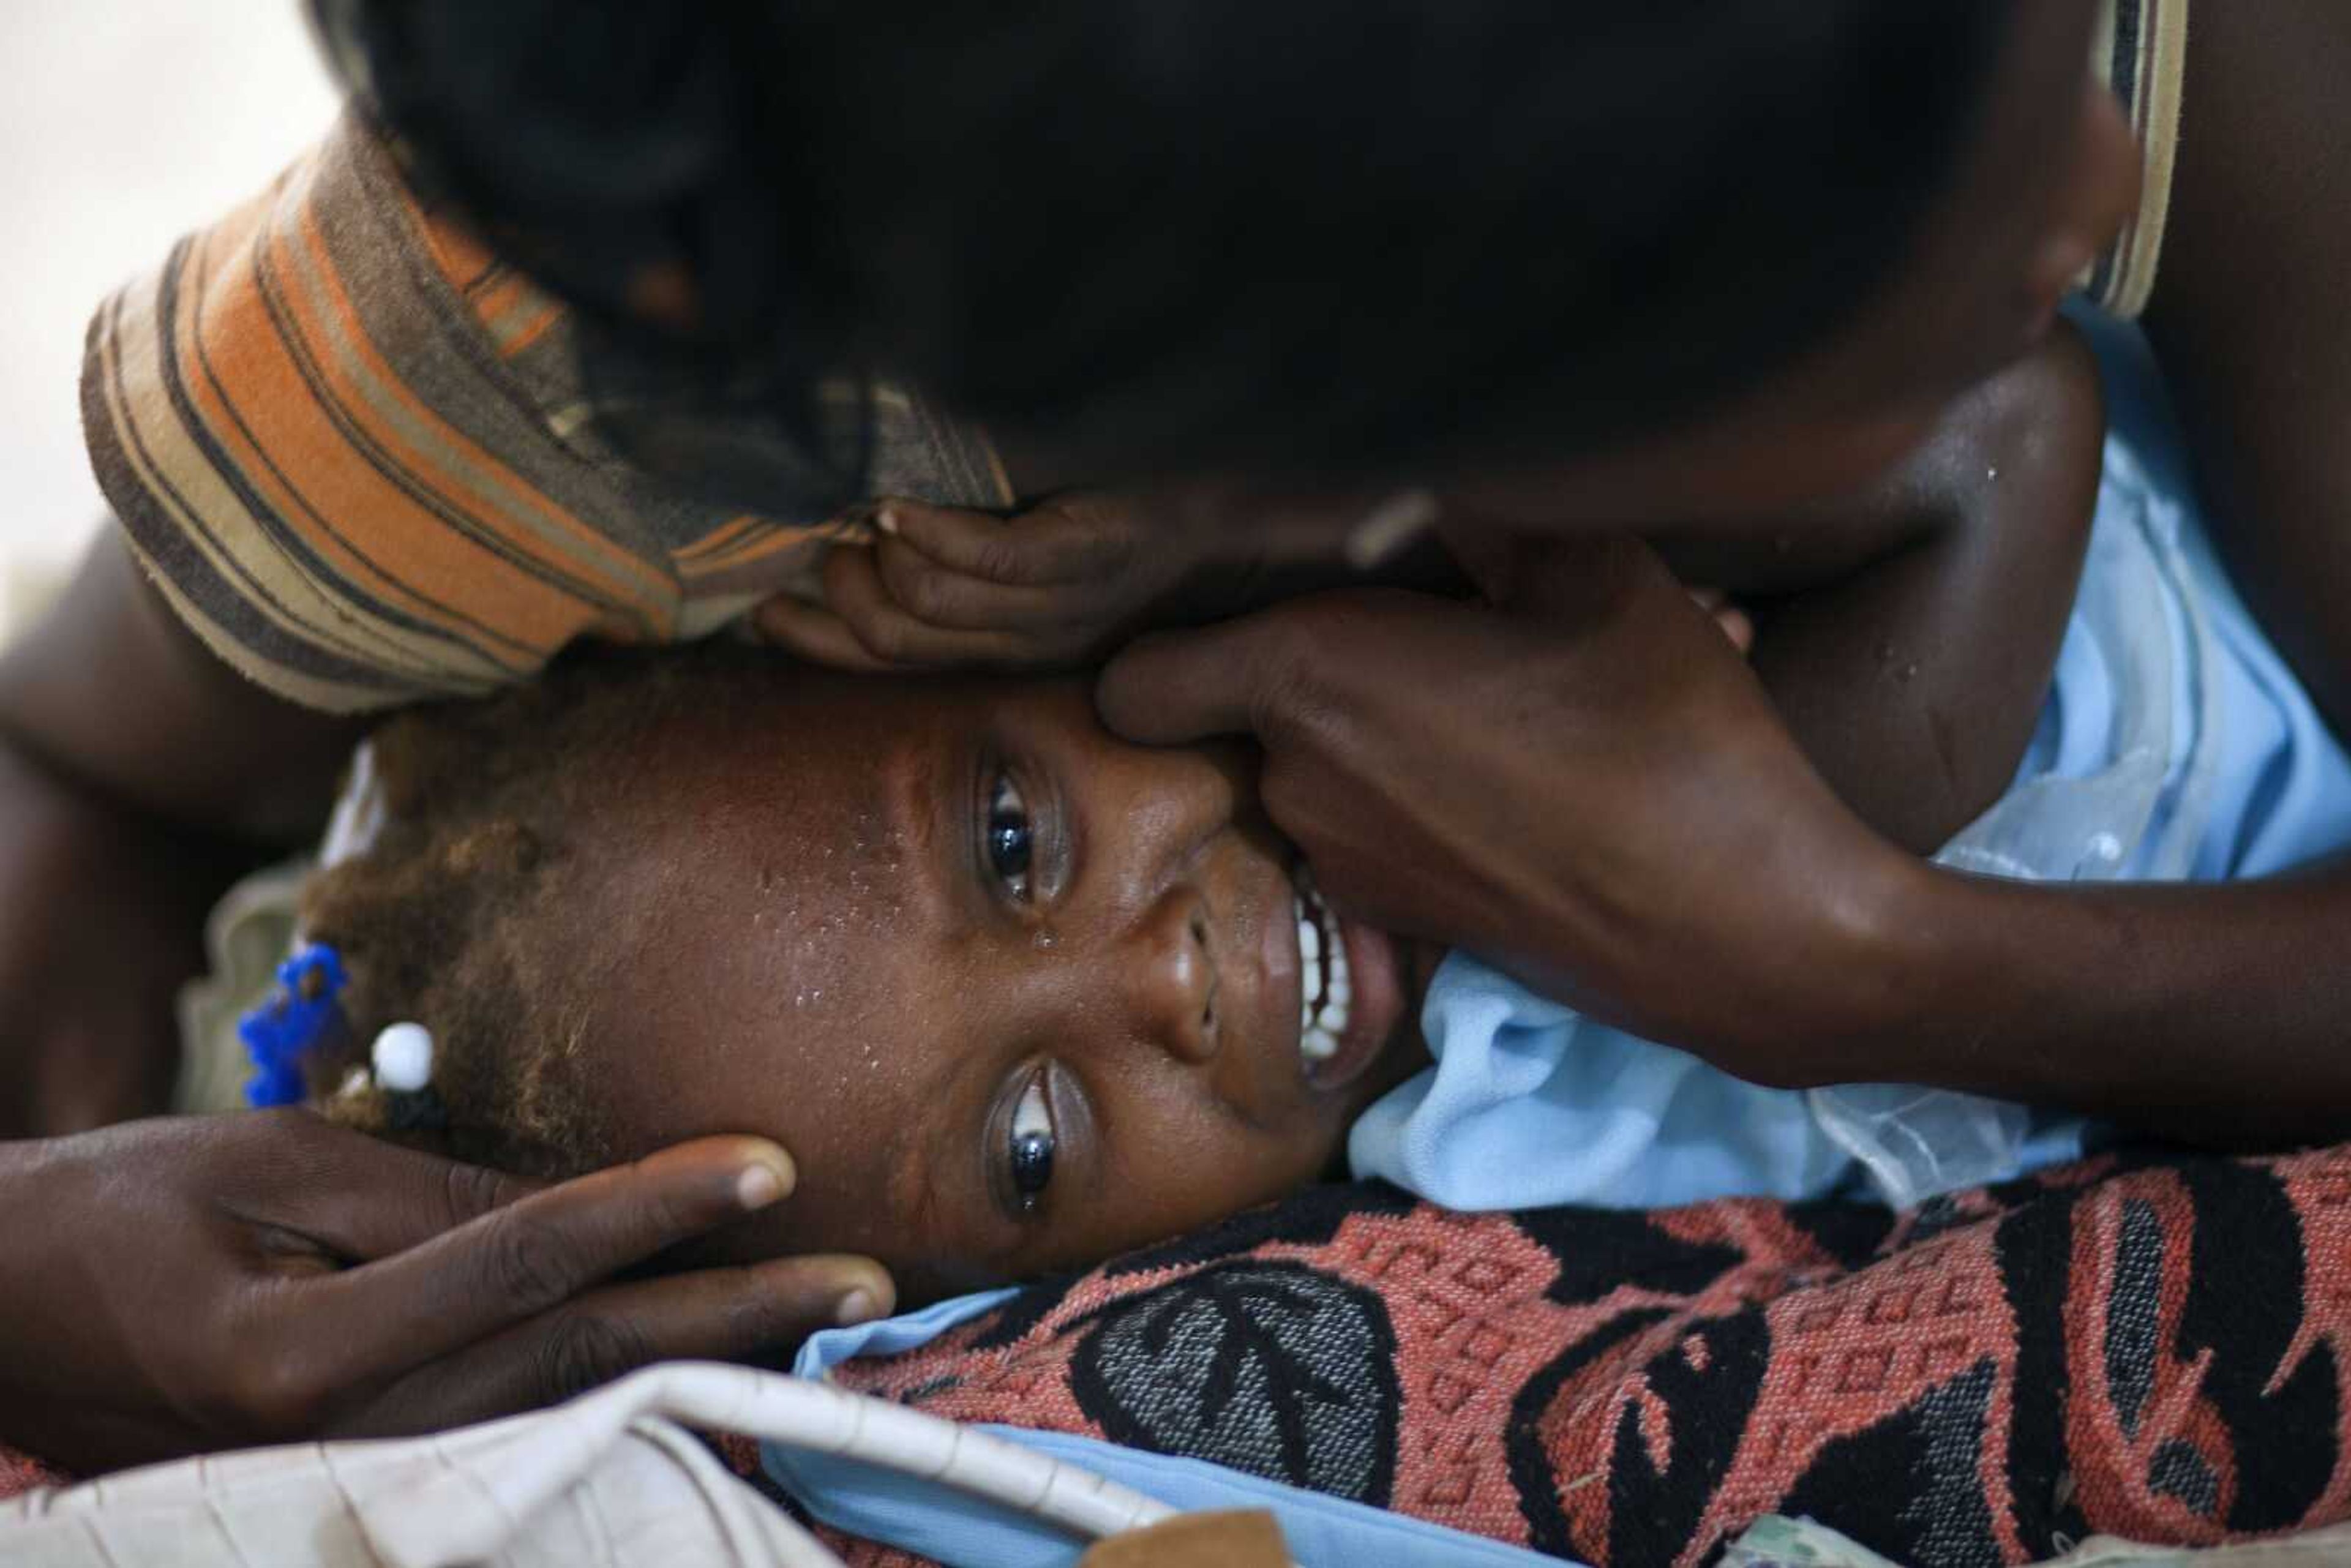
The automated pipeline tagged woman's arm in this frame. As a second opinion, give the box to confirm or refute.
[0,528,361,845]
[1796,0,2351,1150]
[1657,327,2102,854]
[0,528,359,1132]
[1843,853,2351,1149]
[2143,1,2351,746]
[0,728,247,1136]
[1094,532,2351,1152]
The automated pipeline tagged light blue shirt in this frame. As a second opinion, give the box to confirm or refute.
[773,1295,1561,1568]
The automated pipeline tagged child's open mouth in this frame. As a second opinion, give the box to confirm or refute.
[1289,865,1407,1092]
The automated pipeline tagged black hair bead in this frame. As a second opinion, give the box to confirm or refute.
[385,1086,450,1134]
[1011,1129,1054,1209]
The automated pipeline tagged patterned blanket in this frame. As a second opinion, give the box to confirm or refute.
[7,1146,2344,1566]
[0,1450,62,1503]
[819,1146,2351,1566]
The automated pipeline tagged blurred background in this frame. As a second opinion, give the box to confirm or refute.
[0,1,337,641]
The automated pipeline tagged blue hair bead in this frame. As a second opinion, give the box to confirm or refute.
[238,943,349,1108]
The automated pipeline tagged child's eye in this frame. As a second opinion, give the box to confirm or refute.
[986,773,1034,899]
[1007,1071,1056,1213]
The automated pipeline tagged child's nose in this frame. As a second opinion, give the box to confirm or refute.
[1124,888,1219,1065]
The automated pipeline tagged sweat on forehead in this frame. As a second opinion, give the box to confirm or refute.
[459,650,1033,1000]
[307,646,1018,1156]
[557,669,920,894]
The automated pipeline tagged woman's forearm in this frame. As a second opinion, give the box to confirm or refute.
[0,728,250,1136]
[0,528,359,842]
[1093,535,2351,1158]
[1853,854,2351,1149]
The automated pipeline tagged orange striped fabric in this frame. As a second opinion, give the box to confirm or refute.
[82,111,1010,713]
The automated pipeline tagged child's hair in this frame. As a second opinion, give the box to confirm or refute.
[299,648,727,1176]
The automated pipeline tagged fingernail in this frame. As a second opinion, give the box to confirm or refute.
[1344,487,1439,569]
[736,1158,792,1210]
[835,1287,885,1326]
[874,506,900,536]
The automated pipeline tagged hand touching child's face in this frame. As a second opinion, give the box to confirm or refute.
[531,668,1429,1301]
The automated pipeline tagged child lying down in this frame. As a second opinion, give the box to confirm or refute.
[288,647,1428,1304]
[272,398,2351,1305]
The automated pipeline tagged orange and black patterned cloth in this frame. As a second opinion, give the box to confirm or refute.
[819,1142,2351,1567]
[80,110,1007,713]
[83,3,2185,717]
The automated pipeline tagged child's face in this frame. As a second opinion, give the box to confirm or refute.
[539,669,1431,1300]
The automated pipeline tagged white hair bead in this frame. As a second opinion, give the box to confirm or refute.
[371,1022,436,1093]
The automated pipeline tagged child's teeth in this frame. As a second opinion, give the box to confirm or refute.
[1325,927,1352,1027]
[1292,872,1359,1068]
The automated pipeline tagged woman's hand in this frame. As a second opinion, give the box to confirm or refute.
[756,492,1214,670]
[0,1112,892,1476]
[1097,531,1919,1084]
[752,488,1758,673]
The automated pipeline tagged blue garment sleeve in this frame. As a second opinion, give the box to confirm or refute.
[1348,955,1861,1210]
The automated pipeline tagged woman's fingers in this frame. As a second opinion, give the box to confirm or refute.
[871,535,1082,631]
[340,1253,896,1436]
[879,494,1135,586]
[752,493,1171,668]
[1685,585,1757,656]
[299,1136,799,1377]
[753,593,902,672]
[801,543,1077,668]
[0,1116,883,1469]
[820,544,1038,664]
[237,1109,545,1263]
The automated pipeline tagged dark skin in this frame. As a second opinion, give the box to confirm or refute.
[767,0,2131,620]
[1709,325,2103,852]
[0,733,240,1137]
[504,670,1429,1305]
[0,1117,855,1475]
[13,0,2351,1457]
[801,7,2351,1162]
[0,549,894,1472]
[0,6,2122,1104]
[0,311,2096,1464]
[295,458,2082,1308]
[1093,5,2351,1149]
[336,357,2100,1305]
[773,326,2106,859]
[2143,2,2351,749]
